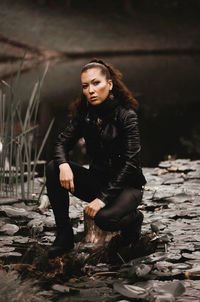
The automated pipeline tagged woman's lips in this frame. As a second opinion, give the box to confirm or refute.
[90,96,97,100]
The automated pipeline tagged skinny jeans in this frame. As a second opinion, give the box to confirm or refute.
[46,160,143,239]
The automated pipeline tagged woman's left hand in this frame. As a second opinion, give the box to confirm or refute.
[84,198,105,218]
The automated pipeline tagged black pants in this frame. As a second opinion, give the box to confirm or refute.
[46,160,143,241]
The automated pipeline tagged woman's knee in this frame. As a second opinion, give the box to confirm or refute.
[94,210,119,232]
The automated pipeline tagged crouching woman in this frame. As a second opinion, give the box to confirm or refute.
[46,59,146,258]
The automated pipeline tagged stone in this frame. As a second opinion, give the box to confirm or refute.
[0,252,22,258]
[0,246,15,253]
[0,205,29,218]
[0,223,19,235]
[186,170,200,179]
[38,194,50,213]
[13,236,30,244]
[43,216,55,229]
[163,177,184,185]
[0,236,13,246]
[0,217,11,227]
[27,219,44,234]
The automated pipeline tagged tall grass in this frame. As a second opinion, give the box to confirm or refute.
[0,61,54,200]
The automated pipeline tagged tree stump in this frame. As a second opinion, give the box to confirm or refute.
[83,212,120,244]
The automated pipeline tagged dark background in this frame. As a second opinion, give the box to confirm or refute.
[0,0,200,166]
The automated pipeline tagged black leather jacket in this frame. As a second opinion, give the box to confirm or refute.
[54,98,146,204]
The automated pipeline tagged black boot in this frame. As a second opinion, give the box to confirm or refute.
[48,224,74,258]
[121,210,144,246]
[108,210,144,250]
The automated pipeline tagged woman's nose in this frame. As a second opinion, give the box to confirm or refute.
[89,85,94,94]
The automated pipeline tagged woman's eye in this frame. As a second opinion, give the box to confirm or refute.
[94,81,100,86]
[82,85,88,89]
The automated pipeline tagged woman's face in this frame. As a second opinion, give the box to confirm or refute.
[81,67,113,106]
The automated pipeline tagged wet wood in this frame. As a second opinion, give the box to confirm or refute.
[83,211,120,244]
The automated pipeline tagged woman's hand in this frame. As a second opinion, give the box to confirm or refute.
[85,198,105,218]
[59,163,74,193]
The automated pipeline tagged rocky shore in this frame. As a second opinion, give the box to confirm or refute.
[0,158,200,301]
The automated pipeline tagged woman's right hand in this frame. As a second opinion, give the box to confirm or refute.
[59,163,74,194]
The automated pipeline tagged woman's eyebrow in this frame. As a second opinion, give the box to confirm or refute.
[82,78,97,84]
[91,78,100,83]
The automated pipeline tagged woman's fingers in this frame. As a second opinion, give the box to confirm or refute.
[60,179,74,194]
[69,180,74,194]
[65,181,70,190]
[59,163,74,192]
[85,203,98,218]
[85,205,90,216]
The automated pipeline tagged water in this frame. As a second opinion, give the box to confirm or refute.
[4,54,200,167]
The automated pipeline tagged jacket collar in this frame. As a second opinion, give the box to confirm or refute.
[88,96,119,119]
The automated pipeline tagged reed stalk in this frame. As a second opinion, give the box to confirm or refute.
[0,60,52,201]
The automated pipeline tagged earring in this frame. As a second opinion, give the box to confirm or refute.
[108,90,114,101]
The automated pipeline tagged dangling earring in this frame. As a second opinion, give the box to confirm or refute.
[108,90,114,101]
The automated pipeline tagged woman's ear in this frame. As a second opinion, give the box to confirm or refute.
[108,79,113,91]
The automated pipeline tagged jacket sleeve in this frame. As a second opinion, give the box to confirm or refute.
[54,117,82,167]
[97,110,142,204]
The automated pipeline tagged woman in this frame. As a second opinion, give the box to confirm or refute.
[46,59,146,258]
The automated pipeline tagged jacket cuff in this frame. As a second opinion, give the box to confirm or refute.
[97,199,106,208]
[96,192,109,205]
[54,158,69,167]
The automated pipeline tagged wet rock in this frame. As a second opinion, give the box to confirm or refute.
[144,185,183,201]
[38,194,50,213]
[125,263,153,280]
[0,251,22,258]
[113,280,185,301]
[43,216,55,229]
[158,159,193,172]
[152,167,169,176]
[26,211,45,220]
[27,215,55,233]
[0,246,15,253]
[13,236,31,244]
[176,280,200,301]
[0,236,13,246]
[182,252,200,260]
[52,284,79,294]
[73,222,84,235]
[175,244,195,252]
[40,234,55,245]
[0,223,19,235]
[162,177,184,185]
[0,217,11,227]
[150,222,166,234]
[166,193,194,203]
[0,205,29,218]
[27,219,44,234]
[69,205,82,219]
[186,169,200,179]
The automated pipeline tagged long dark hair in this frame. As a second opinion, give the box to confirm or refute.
[69,58,138,117]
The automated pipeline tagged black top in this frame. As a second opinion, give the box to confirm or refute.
[54,97,146,204]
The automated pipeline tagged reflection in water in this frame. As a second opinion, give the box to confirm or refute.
[5,55,200,167]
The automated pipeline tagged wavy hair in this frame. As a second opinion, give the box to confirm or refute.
[69,58,138,117]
